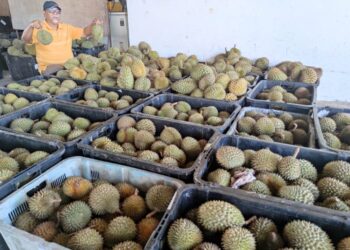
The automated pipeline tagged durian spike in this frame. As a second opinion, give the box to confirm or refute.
[274,131,285,140]
[244,216,257,226]
[292,147,300,158]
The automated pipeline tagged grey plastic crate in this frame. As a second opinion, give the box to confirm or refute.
[3,53,39,81]
[0,156,184,250]
[147,184,350,249]
[131,93,241,133]
[194,135,350,218]
[0,88,48,117]
[247,80,316,114]
[0,100,115,156]
[263,71,321,87]
[0,130,64,200]
[78,114,220,181]
[0,75,89,97]
[54,84,153,115]
[227,106,316,148]
[314,106,350,155]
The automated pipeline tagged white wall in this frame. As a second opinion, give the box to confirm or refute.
[127,0,350,101]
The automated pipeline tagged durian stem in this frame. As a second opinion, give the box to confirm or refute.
[134,189,139,196]
[244,216,257,225]
[289,123,298,132]
[292,147,300,158]
[146,210,158,218]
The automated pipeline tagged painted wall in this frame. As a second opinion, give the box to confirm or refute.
[127,0,350,101]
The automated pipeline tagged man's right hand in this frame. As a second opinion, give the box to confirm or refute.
[30,20,42,29]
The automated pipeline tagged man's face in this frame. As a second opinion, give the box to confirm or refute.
[44,7,61,24]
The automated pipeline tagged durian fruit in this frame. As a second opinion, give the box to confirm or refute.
[215,146,245,170]
[333,113,350,131]
[299,68,318,84]
[33,221,57,241]
[160,157,179,168]
[131,58,147,78]
[59,201,92,233]
[191,63,214,81]
[322,161,350,185]
[134,130,155,150]
[160,126,182,146]
[62,176,93,199]
[88,218,108,234]
[69,67,87,80]
[221,227,256,250]
[207,169,231,187]
[323,132,341,149]
[267,67,288,81]
[228,78,248,96]
[299,159,318,182]
[278,185,315,204]
[52,232,70,247]
[181,136,201,159]
[138,150,160,162]
[117,66,134,89]
[242,180,272,195]
[340,125,350,144]
[137,217,159,246]
[197,200,244,232]
[167,218,203,250]
[91,24,103,43]
[204,84,226,100]
[171,78,197,95]
[115,182,136,200]
[28,189,61,219]
[10,118,34,132]
[255,57,269,71]
[251,148,280,172]
[292,178,319,200]
[104,216,137,246]
[88,183,120,215]
[277,148,301,181]
[248,217,277,248]
[145,184,175,213]
[37,29,53,45]
[283,220,333,249]
[67,228,103,250]
[117,116,136,129]
[121,191,147,221]
[135,119,156,135]
[321,197,350,212]
[193,242,221,250]
[317,177,350,200]
[237,117,256,134]
[112,241,143,250]
[14,212,39,233]
[254,117,276,136]
[337,237,350,250]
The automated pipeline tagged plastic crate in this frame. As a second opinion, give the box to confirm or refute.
[147,184,350,249]
[0,75,90,97]
[246,73,261,88]
[314,106,350,155]
[0,88,48,117]
[227,106,316,148]
[75,44,107,57]
[194,135,350,217]
[263,71,321,88]
[78,114,220,181]
[247,80,316,114]
[131,93,241,133]
[2,53,39,81]
[0,156,184,250]
[54,84,153,115]
[0,100,115,156]
[0,130,64,200]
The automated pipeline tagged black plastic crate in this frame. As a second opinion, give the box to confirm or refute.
[0,100,115,156]
[54,84,153,115]
[0,130,64,200]
[194,135,350,217]
[247,80,316,114]
[75,44,107,57]
[0,75,90,97]
[3,52,39,81]
[147,184,350,249]
[227,106,316,148]
[0,88,48,117]
[78,114,220,181]
[314,106,350,156]
[131,93,241,133]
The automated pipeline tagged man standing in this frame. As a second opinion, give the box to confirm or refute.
[22,1,102,75]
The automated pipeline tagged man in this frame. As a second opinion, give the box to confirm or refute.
[22,1,102,75]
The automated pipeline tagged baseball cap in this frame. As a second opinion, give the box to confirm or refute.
[43,1,61,11]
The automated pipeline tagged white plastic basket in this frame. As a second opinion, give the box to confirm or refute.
[0,156,184,250]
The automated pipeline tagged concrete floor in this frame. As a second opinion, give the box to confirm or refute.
[1,70,349,108]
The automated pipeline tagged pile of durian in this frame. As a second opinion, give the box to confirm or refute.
[165,199,349,250]
[91,115,208,169]
[141,100,231,126]
[254,85,313,105]
[56,42,171,92]
[8,108,105,142]
[0,92,35,116]
[13,176,176,249]
[0,38,36,57]
[236,110,311,146]
[6,78,80,96]
[318,112,350,150]
[73,87,140,111]
[0,148,49,184]
[267,61,322,84]
[206,145,350,212]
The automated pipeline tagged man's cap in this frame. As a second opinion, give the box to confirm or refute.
[43,1,61,11]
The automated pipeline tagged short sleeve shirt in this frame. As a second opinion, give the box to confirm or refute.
[32,21,84,73]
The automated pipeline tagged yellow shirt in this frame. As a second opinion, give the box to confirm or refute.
[32,21,84,73]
